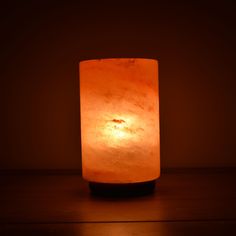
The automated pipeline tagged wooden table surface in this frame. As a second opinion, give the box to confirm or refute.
[0,169,236,235]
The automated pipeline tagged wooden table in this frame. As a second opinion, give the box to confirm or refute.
[0,169,236,235]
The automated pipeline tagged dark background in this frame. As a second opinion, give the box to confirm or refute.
[1,1,235,170]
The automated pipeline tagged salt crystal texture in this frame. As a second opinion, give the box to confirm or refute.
[79,58,160,183]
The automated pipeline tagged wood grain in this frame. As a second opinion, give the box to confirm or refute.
[1,169,235,223]
[0,221,236,236]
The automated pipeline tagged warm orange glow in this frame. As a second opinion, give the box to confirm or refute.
[79,58,160,183]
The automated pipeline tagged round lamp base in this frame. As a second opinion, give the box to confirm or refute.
[89,180,156,197]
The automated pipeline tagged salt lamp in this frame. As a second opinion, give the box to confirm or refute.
[79,58,160,196]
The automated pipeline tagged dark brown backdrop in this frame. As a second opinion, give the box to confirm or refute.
[1,1,235,170]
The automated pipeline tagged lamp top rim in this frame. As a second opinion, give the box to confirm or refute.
[79,58,158,64]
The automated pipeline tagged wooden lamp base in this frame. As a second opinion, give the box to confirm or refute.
[89,180,156,197]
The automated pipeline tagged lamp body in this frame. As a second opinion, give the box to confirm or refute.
[79,58,160,188]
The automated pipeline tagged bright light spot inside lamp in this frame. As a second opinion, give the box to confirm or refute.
[79,58,160,195]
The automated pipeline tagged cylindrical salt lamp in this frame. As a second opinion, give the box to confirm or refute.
[79,58,160,196]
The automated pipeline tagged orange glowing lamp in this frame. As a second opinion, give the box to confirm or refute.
[79,58,160,195]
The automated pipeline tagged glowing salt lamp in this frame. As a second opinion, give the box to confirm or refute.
[79,58,160,195]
